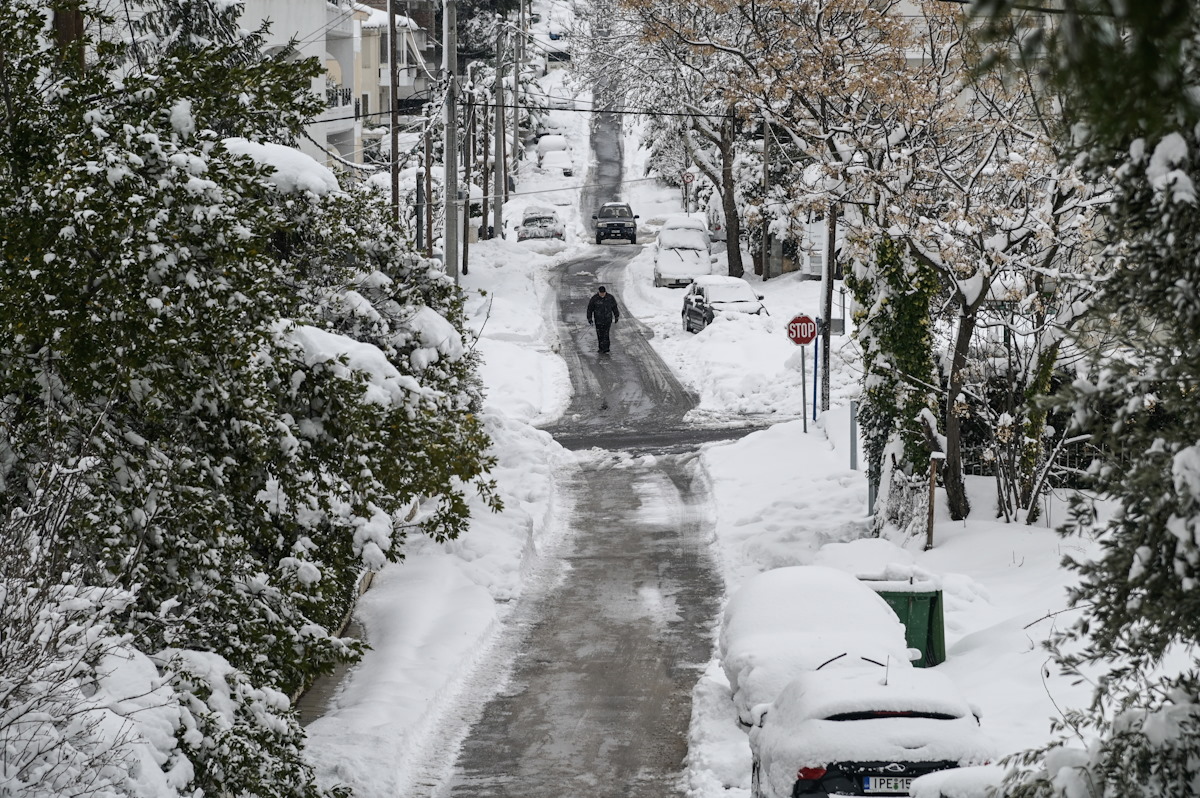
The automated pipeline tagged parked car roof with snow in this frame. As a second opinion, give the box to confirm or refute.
[719,566,914,726]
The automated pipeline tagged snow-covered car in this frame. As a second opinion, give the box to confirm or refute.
[682,275,767,332]
[661,212,711,241]
[536,134,569,165]
[750,667,993,798]
[515,206,565,241]
[546,85,575,110]
[539,149,574,177]
[592,202,638,244]
[719,566,917,726]
[653,225,716,287]
[536,115,567,139]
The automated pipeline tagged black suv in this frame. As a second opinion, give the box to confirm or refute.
[592,202,638,244]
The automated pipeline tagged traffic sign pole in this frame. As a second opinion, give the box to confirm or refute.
[787,314,817,432]
[812,338,819,421]
[799,347,807,433]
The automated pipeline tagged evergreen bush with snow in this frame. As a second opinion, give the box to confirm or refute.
[0,2,497,794]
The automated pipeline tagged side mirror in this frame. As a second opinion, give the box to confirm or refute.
[634,214,640,219]
[756,293,764,300]
[591,214,598,219]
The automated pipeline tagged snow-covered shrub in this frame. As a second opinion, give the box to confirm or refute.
[0,2,498,795]
[846,236,940,534]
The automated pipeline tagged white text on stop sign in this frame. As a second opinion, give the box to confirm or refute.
[790,319,815,340]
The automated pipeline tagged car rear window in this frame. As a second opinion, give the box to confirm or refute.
[824,710,960,721]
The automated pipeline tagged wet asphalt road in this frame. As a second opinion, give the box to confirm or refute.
[444,456,722,798]
[434,101,732,798]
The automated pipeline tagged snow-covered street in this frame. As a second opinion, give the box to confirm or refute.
[300,69,1099,798]
[9,3,1195,798]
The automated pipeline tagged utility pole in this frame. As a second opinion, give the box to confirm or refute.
[480,90,490,239]
[462,95,473,276]
[760,119,771,279]
[511,7,522,168]
[820,202,837,411]
[53,7,85,72]
[493,30,506,239]
[388,0,401,226]
[416,173,425,251]
[443,0,459,283]
[424,125,433,257]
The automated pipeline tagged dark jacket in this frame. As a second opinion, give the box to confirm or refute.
[587,293,620,325]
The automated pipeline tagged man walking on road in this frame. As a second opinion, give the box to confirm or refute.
[586,285,620,354]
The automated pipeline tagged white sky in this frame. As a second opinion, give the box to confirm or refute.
[299,57,1112,798]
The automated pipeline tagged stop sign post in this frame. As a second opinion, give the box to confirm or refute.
[786,315,816,431]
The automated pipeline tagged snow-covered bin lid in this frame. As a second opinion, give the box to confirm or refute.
[856,562,943,593]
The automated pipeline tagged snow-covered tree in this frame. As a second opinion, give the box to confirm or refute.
[0,2,497,794]
[964,4,1200,796]
[573,0,750,276]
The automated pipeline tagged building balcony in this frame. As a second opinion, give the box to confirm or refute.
[326,85,353,108]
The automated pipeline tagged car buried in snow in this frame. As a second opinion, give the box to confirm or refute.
[682,275,767,332]
[749,667,993,798]
[515,206,565,242]
[719,566,918,728]
[653,215,716,287]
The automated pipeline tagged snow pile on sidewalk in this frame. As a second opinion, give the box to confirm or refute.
[302,237,583,797]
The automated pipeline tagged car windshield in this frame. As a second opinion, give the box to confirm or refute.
[707,284,758,303]
[659,228,707,250]
[599,206,631,218]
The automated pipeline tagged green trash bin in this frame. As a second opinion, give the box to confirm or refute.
[864,583,946,668]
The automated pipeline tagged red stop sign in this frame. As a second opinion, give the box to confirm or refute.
[787,314,817,345]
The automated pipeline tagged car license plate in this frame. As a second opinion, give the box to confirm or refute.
[862,775,912,794]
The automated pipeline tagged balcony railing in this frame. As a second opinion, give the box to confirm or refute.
[326,85,353,108]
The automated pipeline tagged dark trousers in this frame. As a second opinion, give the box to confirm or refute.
[595,321,612,353]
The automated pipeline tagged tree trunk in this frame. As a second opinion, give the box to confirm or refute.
[1019,339,1061,516]
[721,119,744,278]
[943,309,977,520]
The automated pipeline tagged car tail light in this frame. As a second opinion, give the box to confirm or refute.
[796,767,826,781]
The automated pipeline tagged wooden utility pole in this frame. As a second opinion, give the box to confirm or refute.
[54,7,85,72]
[760,119,771,279]
[493,30,506,238]
[443,0,459,283]
[462,95,473,276]
[424,127,433,257]
[480,93,490,239]
[388,0,400,225]
[820,202,836,411]
[511,7,522,167]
